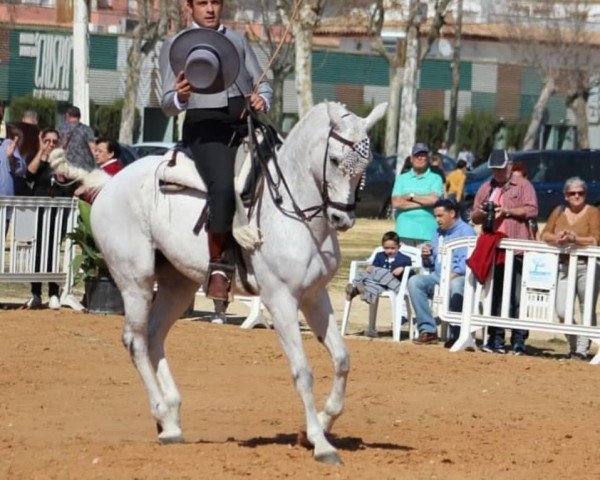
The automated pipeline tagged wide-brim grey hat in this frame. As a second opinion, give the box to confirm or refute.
[169,28,240,94]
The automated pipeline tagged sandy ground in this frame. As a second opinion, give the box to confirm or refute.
[1,294,600,480]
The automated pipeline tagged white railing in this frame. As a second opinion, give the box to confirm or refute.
[0,196,82,309]
[437,237,600,364]
[1,196,267,325]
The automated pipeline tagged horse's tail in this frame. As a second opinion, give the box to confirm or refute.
[49,148,110,189]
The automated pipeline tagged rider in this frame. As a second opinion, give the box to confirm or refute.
[159,0,273,301]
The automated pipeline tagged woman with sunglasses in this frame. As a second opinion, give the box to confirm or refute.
[24,129,75,309]
[541,177,600,360]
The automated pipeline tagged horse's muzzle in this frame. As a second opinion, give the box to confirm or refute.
[328,211,355,231]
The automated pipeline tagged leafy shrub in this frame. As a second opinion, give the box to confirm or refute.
[94,98,140,141]
[505,118,530,150]
[8,94,58,129]
[457,111,498,166]
[416,111,446,152]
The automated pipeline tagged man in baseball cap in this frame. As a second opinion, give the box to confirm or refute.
[391,142,443,246]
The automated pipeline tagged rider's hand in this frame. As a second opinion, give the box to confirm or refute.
[175,71,191,104]
[247,93,266,112]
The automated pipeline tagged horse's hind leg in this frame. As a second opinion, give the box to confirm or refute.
[265,290,341,464]
[300,288,349,434]
[147,258,200,443]
[119,273,174,440]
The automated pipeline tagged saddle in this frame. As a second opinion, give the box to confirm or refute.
[156,123,282,253]
[157,124,281,204]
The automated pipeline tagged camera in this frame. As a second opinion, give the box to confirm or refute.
[482,201,496,233]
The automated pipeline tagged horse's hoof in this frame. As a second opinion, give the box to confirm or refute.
[315,451,342,465]
[158,432,184,444]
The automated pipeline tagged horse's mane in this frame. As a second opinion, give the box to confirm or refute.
[281,102,341,159]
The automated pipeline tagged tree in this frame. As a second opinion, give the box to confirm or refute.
[508,0,600,149]
[233,0,295,130]
[119,0,180,144]
[279,0,322,118]
[369,0,451,161]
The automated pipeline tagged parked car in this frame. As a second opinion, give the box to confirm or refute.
[132,142,176,158]
[118,143,140,167]
[463,150,600,219]
[356,153,396,218]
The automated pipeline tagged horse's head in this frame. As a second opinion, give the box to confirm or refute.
[320,102,387,230]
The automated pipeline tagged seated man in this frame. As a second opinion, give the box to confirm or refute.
[407,199,476,345]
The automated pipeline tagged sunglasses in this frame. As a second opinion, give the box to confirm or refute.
[566,191,585,197]
[44,138,59,144]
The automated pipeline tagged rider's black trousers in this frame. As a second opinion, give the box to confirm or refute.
[182,96,247,233]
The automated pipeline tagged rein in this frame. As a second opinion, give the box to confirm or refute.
[249,112,361,223]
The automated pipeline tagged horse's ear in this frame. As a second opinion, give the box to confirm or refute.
[326,102,345,130]
[364,103,388,131]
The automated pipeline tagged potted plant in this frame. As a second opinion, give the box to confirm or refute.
[67,200,124,314]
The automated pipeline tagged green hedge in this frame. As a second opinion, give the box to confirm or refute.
[93,99,140,141]
[457,111,497,166]
[416,111,446,152]
[8,95,58,129]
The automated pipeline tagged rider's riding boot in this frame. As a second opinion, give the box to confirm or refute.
[206,232,234,301]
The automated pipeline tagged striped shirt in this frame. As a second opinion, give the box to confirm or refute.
[473,175,538,240]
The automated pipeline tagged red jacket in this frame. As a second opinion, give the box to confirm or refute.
[101,159,123,176]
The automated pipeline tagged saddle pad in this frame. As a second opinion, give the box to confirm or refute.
[156,147,253,195]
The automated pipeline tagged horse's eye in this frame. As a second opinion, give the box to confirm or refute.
[330,156,340,167]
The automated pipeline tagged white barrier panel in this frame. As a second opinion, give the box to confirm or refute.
[1,196,267,325]
[437,237,600,364]
[0,196,82,309]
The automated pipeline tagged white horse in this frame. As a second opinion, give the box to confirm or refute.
[75,102,386,463]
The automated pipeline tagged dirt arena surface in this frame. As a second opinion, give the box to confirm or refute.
[1,308,600,479]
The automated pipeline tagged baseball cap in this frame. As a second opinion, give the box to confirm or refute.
[488,149,509,169]
[411,143,429,156]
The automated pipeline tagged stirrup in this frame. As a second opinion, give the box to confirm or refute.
[205,262,234,301]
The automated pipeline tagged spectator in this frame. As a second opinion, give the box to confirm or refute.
[437,141,448,156]
[446,159,468,203]
[457,144,475,170]
[408,199,476,346]
[0,104,5,137]
[391,143,443,247]
[471,149,538,355]
[14,121,41,170]
[430,152,446,183]
[346,231,412,337]
[24,129,75,309]
[21,110,39,126]
[541,177,600,360]
[510,161,538,238]
[0,123,27,199]
[93,137,123,175]
[58,106,96,171]
[74,138,123,202]
[0,124,27,233]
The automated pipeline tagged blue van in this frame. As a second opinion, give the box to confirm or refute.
[463,150,600,219]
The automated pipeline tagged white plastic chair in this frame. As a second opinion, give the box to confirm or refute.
[340,245,422,341]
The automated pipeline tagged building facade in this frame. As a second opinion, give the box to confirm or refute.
[1,19,598,148]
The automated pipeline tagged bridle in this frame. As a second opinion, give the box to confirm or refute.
[259,122,370,223]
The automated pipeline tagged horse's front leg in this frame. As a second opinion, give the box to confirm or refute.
[265,290,341,464]
[301,288,349,433]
